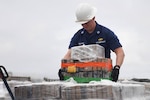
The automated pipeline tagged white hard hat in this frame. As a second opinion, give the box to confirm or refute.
[75,3,97,24]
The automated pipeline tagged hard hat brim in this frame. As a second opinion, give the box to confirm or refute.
[75,20,89,24]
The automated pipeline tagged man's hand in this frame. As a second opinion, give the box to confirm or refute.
[58,69,64,80]
[111,65,120,82]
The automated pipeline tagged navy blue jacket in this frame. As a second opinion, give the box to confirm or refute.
[69,22,122,58]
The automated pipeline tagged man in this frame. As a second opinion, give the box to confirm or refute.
[60,3,125,82]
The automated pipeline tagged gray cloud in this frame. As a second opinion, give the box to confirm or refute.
[0,0,150,79]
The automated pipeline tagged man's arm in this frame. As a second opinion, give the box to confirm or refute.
[63,49,71,59]
[111,47,125,82]
[114,47,125,67]
[58,49,71,80]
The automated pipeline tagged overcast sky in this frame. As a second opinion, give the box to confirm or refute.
[0,0,150,79]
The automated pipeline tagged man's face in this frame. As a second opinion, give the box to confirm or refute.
[81,18,95,33]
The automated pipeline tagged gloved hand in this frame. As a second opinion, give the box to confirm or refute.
[58,69,64,80]
[111,65,120,82]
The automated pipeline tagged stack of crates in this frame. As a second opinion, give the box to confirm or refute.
[61,44,113,83]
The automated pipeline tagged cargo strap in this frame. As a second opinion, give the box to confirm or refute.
[61,62,112,71]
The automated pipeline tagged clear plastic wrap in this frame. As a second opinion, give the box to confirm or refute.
[71,44,105,62]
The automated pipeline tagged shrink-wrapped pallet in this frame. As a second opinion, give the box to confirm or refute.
[121,79,150,100]
[2,81,31,98]
[144,83,150,99]
[15,82,62,100]
[14,80,147,100]
[61,58,112,83]
[61,80,145,100]
[61,84,113,100]
[15,84,32,100]
[61,44,112,83]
